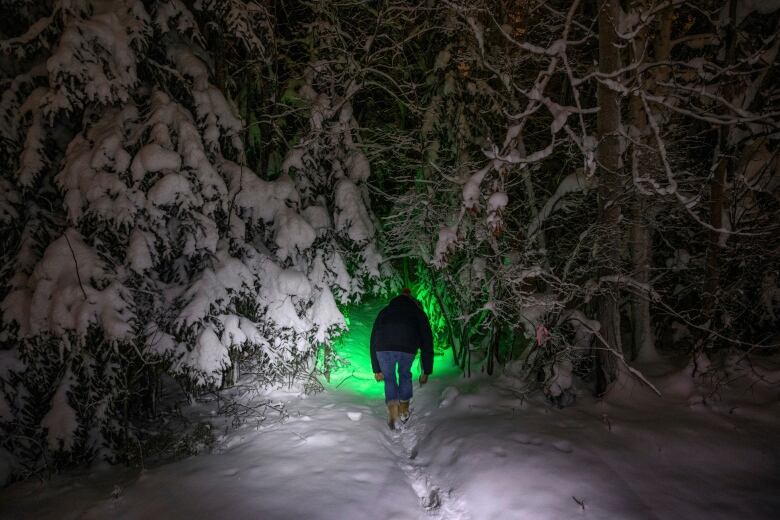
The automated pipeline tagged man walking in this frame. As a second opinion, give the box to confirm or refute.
[370,288,434,430]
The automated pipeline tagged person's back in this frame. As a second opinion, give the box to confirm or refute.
[370,290,433,429]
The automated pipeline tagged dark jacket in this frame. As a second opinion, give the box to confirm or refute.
[370,295,434,374]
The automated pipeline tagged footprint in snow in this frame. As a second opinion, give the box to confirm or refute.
[439,387,459,408]
[383,411,470,519]
[491,447,507,458]
[513,433,544,446]
[352,471,375,483]
[403,464,442,510]
[553,440,573,453]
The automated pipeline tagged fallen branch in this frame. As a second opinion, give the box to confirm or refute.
[589,328,662,397]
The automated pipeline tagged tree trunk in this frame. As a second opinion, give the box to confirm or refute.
[596,0,623,394]
[631,201,656,361]
[703,0,737,326]
[628,2,668,363]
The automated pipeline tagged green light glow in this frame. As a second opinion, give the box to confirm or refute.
[325,298,459,398]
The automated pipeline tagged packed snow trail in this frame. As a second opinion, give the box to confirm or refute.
[326,299,470,518]
[382,404,471,518]
[2,301,780,519]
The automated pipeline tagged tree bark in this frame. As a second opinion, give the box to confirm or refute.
[704,0,737,321]
[596,0,623,394]
[631,200,656,361]
[628,3,670,363]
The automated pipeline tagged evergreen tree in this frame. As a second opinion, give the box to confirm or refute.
[0,0,380,476]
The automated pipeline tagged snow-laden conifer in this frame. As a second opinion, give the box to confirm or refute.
[0,0,380,475]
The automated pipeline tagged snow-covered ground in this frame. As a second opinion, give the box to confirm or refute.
[1,305,779,520]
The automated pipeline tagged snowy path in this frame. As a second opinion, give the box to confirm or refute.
[2,303,780,519]
[3,370,779,520]
[381,402,470,518]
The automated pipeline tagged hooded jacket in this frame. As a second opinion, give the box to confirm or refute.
[370,295,434,374]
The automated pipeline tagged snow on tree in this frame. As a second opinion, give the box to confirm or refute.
[277,38,385,304]
[0,0,777,480]
[378,0,779,399]
[0,0,380,475]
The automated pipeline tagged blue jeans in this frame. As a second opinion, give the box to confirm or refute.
[376,351,415,403]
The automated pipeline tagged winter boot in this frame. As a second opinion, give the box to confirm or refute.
[399,400,410,423]
[387,400,400,430]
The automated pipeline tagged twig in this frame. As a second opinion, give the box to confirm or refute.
[63,231,87,300]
